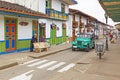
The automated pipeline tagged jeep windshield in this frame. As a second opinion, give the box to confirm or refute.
[77,34,90,38]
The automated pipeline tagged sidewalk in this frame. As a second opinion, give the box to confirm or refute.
[0,43,71,70]
[48,38,120,80]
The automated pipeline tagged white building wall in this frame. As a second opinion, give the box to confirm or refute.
[2,0,45,13]
[45,20,51,38]
[52,0,61,12]
[65,5,69,13]
[2,0,26,5]
[2,0,69,13]
[38,0,46,13]
[66,15,73,37]
[24,0,39,11]
[75,14,79,25]
[81,16,87,25]
[52,0,69,13]
[18,18,33,39]
[0,15,4,41]
[56,21,62,37]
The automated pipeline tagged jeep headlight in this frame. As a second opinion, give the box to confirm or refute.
[83,42,88,45]
[82,42,84,44]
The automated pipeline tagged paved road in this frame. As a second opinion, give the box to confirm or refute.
[0,49,94,80]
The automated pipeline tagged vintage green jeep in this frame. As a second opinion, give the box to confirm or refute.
[72,34,95,52]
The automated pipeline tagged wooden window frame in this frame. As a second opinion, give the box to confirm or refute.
[46,0,52,9]
[61,3,65,13]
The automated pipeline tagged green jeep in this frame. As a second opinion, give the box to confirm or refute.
[72,34,95,52]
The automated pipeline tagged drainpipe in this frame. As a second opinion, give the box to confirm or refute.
[79,15,82,34]
[104,13,108,51]
[38,0,40,42]
[38,22,40,42]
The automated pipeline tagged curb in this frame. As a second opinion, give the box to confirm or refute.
[0,47,71,70]
[29,47,71,59]
[0,62,18,70]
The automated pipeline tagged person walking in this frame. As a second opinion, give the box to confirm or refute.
[109,32,113,41]
[30,33,37,52]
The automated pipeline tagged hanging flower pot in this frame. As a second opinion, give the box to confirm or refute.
[62,23,66,29]
[50,23,56,29]
[40,23,46,27]
[72,21,78,28]
[19,22,28,26]
[79,23,84,28]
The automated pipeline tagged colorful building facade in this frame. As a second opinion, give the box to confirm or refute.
[2,0,77,45]
[0,0,77,54]
[38,0,77,45]
[0,1,49,54]
[69,9,107,41]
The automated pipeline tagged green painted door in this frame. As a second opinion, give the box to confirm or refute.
[62,28,66,42]
[51,29,56,45]
[40,27,45,38]
[46,0,51,9]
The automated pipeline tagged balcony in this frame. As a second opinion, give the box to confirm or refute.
[46,8,68,21]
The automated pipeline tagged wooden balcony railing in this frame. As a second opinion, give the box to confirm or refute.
[46,8,68,21]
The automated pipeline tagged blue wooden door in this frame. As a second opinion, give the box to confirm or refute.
[5,18,17,51]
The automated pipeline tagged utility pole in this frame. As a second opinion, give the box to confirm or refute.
[38,0,40,42]
[104,13,109,51]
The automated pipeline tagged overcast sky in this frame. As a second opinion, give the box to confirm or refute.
[69,0,115,26]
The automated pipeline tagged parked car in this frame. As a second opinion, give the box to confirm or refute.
[72,34,95,52]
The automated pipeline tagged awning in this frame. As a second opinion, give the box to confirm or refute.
[0,1,49,19]
[99,0,120,22]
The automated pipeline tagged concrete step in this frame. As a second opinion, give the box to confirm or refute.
[0,61,18,70]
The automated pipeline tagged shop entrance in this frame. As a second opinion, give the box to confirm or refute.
[40,27,45,38]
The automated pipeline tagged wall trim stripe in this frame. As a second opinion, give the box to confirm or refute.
[0,48,30,55]
[46,36,64,39]
[56,36,63,38]
[18,39,31,41]
[0,40,5,42]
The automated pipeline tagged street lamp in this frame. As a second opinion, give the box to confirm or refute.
[104,13,108,51]
[95,41,105,59]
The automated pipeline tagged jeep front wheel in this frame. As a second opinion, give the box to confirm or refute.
[72,47,75,51]
[92,43,95,49]
[85,45,90,52]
